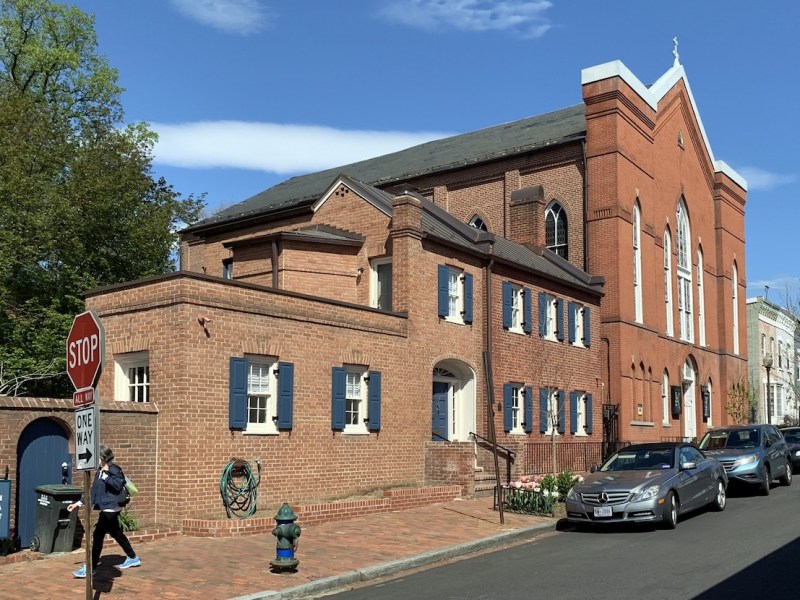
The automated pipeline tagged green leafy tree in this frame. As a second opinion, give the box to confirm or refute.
[0,1,204,397]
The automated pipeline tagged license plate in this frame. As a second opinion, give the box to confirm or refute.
[593,506,612,518]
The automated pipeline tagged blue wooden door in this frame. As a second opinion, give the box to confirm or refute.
[432,382,449,441]
[16,418,71,548]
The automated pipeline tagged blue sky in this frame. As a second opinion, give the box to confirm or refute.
[70,0,798,300]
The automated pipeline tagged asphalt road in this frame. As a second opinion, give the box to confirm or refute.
[321,481,800,600]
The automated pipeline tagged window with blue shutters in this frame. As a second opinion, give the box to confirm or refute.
[503,383,527,434]
[332,366,382,433]
[538,293,562,341]
[570,391,589,436]
[438,264,473,324]
[540,387,564,435]
[229,356,294,433]
[568,303,591,347]
[503,283,531,334]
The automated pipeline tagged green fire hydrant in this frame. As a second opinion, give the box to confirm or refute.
[270,503,301,571]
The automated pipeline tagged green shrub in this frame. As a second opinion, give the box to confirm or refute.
[118,508,140,532]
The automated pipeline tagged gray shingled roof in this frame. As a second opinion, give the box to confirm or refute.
[185,104,587,233]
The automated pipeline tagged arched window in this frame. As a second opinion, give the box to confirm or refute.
[664,229,674,336]
[676,200,693,341]
[697,247,706,347]
[633,202,643,323]
[468,215,488,232]
[545,202,568,259]
[662,370,670,425]
[732,261,740,355]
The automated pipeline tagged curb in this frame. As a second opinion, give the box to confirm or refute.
[230,521,556,600]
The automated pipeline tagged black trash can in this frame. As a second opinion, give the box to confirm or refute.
[32,484,82,553]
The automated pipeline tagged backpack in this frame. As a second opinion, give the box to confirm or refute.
[114,466,131,507]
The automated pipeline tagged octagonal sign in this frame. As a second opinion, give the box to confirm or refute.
[66,310,105,391]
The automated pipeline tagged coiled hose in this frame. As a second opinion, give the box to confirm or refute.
[219,458,261,518]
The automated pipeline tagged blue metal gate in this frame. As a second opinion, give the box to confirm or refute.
[16,418,71,548]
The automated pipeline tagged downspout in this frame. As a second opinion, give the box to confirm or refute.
[484,253,503,523]
[271,240,279,288]
[582,139,589,273]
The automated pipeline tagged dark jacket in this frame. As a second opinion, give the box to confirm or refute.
[89,462,125,511]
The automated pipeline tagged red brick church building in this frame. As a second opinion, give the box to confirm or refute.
[0,54,747,540]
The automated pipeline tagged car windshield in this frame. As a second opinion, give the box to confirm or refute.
[600,448,674,471]
[782,430,800,443]
[699,428,760,450]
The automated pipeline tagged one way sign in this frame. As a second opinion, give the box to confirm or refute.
[75,405,99,470]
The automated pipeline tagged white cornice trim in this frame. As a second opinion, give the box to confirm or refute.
[581,60,748,192]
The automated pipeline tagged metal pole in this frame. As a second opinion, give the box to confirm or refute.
[84,470,93,597]
[766,367,772,425]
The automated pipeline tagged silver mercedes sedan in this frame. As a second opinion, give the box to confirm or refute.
[565,442,728,529]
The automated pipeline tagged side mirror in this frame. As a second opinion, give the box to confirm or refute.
[681,461,697,471]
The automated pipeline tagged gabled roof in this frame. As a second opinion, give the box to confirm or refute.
[184,104,587,234]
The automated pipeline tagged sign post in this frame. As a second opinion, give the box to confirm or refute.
[66,310,104,597]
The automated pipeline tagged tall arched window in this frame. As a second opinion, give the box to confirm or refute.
[697,247,706,347]
[664,229,674,336]
[633,202,643,323]
[676,201,693,342]
[732,261,740,355]
[545,202,568,259]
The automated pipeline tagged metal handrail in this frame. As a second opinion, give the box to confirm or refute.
[469,431,517,462]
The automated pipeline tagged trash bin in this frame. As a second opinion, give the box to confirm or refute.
[31,484,82,553]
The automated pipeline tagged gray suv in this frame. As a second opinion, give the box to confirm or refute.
[698,424,792,495]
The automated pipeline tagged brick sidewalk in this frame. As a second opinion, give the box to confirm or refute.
[0,498,554,599]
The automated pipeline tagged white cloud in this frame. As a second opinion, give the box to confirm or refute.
[150,121,454,175]
[169,0,269,35]
[379,0,553,38]
[737,166,796,191]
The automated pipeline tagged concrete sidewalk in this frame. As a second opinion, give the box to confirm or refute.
[0,498,557,599]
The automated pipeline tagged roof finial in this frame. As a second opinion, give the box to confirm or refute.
[672,36,680,66]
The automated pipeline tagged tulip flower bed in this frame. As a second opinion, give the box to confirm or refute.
[502,471,583,517]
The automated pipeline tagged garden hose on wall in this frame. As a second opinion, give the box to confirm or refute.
[220,458,261,518]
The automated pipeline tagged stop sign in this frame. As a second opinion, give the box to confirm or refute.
[66,310,105,391]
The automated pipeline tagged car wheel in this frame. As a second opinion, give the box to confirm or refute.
[779,460,793,486]
[711,479,726,511]
[760,465,771,496]
[662,491,678,529]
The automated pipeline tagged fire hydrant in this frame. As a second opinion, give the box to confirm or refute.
[270,503,301,571]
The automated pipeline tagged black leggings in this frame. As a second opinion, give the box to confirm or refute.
[92,511,135,569]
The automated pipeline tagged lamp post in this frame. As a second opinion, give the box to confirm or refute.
[763,354,773,425]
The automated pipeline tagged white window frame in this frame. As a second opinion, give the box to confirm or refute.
[677,202,693,342]
[664,230,674,336]
[697,248,706,347]
[573,305,585,348]
[510,385,524,435]
[371,258,393,311]
[545,389,560,436]
[510,284,524,334]
[222,259,233,280]
[114,351,150,403]
[445,267,466,324]
[545,296,558,341]
[732,262,740,355]
[633,203,643,323]
[344,365,369,435]
[575,393,588,437]
[244,356,278,435]
[706,380,713,427]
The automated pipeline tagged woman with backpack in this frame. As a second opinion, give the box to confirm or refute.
[67,444,141,578]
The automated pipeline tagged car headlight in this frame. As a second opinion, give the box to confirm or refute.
[795,450,800,457]
[631,485,660,502]
[567,487,579,501]
[733,454,759,468]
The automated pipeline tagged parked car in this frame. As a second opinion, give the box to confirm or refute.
[697,424,792,495]
[779,426,800,473]
[565,442,727,529]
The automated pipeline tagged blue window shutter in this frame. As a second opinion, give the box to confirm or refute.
[331,367,346,430]
[586,394,593,434]
[463,273,474,323]
[502,282,512,329]
[538,293,547,337]
[570,391,579,433]
[524,387,533,433]
[503,384,513,432]
[437,265,449,318]
[557,390,566,433]
[367,371,382,431]
[583,307,592,347]
[277,362,294,430]
[539,388,548,433]
[523,288,532,334]
[556,298,564,341]
[229,357,247,429]
[568,302,576,344]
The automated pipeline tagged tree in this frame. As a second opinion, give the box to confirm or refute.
[0,1,204,397]
[726,372,757,425]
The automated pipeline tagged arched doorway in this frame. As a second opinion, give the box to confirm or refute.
[431,360,475,442]
[16,418,72,548]
[682,358,697,440]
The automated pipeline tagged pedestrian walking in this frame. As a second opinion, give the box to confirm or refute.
[67,444,141,578]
